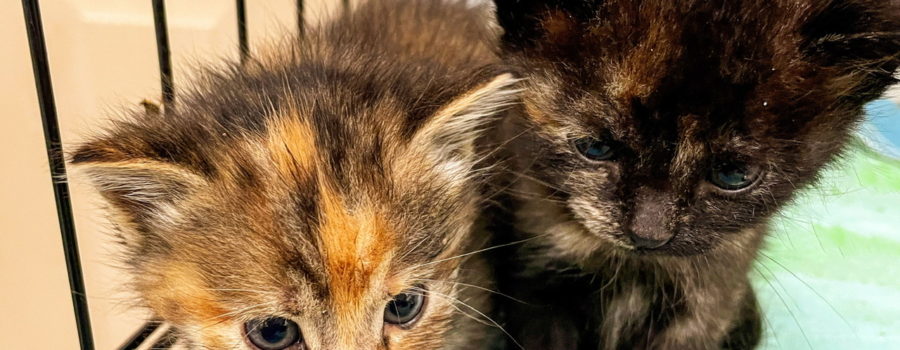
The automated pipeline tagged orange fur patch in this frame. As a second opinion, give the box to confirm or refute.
[266,115,318,180]
[541,10,578,45]
[317,183,395,337]
[524,98,560,128]
[142,262,232,347]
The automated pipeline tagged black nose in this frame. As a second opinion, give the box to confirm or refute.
[627,232,670,250]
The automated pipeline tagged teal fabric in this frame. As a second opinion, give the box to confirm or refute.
[861,100,900,159]
[754,100,900,349]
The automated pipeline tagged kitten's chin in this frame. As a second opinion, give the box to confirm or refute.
[572,220,715,259]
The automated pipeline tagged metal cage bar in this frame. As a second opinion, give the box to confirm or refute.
[297,0,305,38]
[20,0,95,349]
[153,0,174,107]
[151,328,180,349]
[118,320,163,350]
[237,0,249,63]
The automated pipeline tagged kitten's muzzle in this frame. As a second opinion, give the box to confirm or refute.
[624,187,676,250]
[626,231,671,250]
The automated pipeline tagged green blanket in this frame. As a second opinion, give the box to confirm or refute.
[755,143,900,349]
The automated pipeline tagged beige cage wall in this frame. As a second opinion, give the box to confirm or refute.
[0,1,349,349]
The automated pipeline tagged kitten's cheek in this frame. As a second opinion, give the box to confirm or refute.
[382,323,418,347]
[602,164,622,184]
[566,196,621,236]
[383,329,400,344]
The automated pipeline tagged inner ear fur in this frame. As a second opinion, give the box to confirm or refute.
[411,73,521,162]
[494,0,595,49]
[802,0,900,97]
[69,138,207,228]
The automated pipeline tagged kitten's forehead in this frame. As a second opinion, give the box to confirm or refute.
[523,0,806,165]
[246,105,457,288]
[259,109,398,260]
[314,183,397,329]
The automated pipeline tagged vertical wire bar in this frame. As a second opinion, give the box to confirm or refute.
[296,0,304,38]
[117,320,162,350]
[236,0,249,64]
[150,328,179,349]
[152,0,174,107]
[20,0,95,349]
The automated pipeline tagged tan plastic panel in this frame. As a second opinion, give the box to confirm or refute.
[0,2,81,349]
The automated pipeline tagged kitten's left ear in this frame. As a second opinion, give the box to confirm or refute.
[411,73,520,164]
[494,0,595,50]
[68,135,209,234]
[803,0,900,98]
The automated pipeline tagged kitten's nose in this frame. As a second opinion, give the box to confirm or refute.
[626,232,670,250]
[626,187,676,250]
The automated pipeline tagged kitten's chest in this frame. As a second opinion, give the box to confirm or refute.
[498,242,687,349]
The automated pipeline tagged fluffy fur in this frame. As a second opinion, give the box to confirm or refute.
[71,1,518,349]
[489,0,899,349]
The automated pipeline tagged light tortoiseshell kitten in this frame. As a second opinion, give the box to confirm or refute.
[71,1,519,349]
[488,0,900,349]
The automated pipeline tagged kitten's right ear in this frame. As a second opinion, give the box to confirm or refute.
[70,137,207,229]
[802,0,900,98]
[410,73,520,173]
[494,0,595,49]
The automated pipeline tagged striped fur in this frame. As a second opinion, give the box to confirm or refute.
[490,0,899,349]
[71,1,518,349]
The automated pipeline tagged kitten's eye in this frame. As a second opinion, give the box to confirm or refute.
[709,161,762,191]
[244,317,303,350]
[384,286,426,327]
[573,137,616,161]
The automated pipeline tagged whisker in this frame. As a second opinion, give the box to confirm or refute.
[230,317,264,350]
[757,252,858,338]
[750,268,783,349]
[753,264,812,350]
[415,288,524,350]
[420,288,497,329]
[414,278,529,305]
[202,288,275,295]
[199,301,279,329]
[409,234,548,270]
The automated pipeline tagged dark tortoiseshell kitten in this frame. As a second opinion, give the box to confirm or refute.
[489,0,899,349]
[71,1,518,349]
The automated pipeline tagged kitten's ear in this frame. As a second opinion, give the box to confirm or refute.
[803,0,900,97]
[412,73,520,164]
[494,0,594,49]
[69,137,207,229]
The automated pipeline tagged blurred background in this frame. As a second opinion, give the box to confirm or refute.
[0,0,898,349]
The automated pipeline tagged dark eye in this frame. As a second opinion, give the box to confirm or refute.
[244,317,303,350]
[384,287,426,327]
[573,137,616,161]
[709,161,762,191]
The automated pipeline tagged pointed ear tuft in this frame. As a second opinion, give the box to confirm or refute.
[412,73,521,162]
[803,0,900,96]
[494,0,595,50]
[70,138,206,228]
